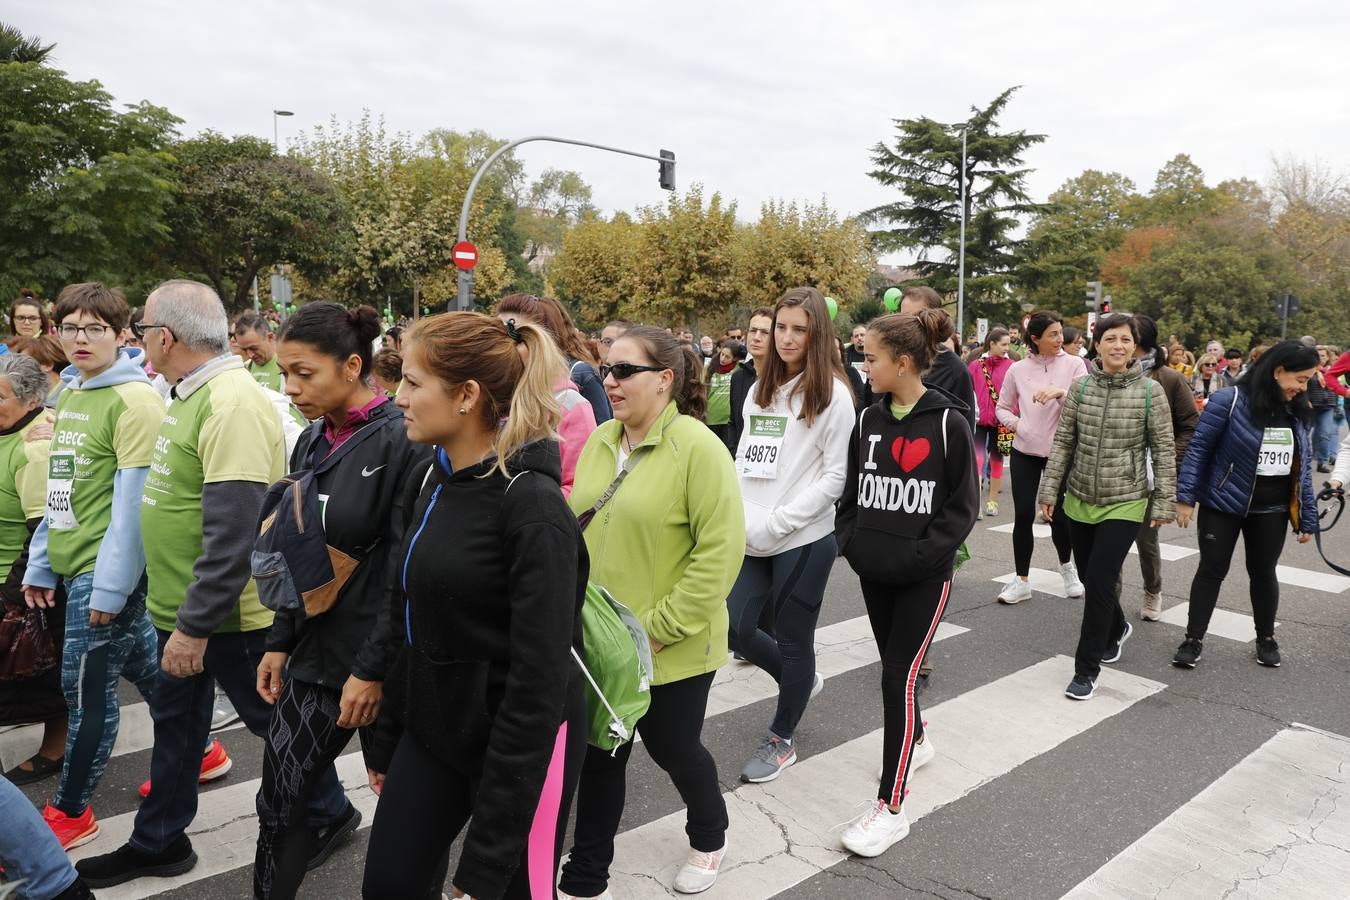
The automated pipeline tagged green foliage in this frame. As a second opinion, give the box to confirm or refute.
[553,212,642,328]
[0,23,55,64]
[864,87,1049,323]
[735,200,874,312]
[0,60,179,301]
[635,185,740,335]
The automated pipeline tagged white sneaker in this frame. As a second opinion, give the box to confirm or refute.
[672,842,726,894]
[997,577,1033,604]
[841,801,910,857]
[1060,562,1085,598]
[211,689,241,731]
[878,732,934,781]
[1141,591,1163,621]
[809,671,825,700]
[556,891,613,900]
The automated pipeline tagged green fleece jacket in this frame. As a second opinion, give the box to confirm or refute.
[1039,362,1178,522]
[569,401,745,685]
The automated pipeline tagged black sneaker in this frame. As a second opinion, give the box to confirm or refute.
[307,801,362,871]
[1173,637,1203,669]
[1256,637,1281,667]
[1064,675,1096,700]
[76,837,196,888]
[52,877,95,900]
[1102,622,1133,664]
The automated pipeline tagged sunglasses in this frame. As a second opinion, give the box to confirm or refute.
[600,363,666,381]
[130,321,171,339]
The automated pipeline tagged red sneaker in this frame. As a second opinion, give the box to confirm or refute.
[42,803,100,850]
[138,739,233,799]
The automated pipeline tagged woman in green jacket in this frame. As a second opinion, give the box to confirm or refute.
[1039,314,1177,701]
[558,326,745,900]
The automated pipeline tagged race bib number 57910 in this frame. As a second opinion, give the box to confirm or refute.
[1255,427,1294,477]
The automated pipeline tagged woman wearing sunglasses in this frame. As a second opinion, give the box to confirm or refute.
[558,327,744,899]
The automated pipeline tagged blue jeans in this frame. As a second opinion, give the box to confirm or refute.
[130,628,348,854]
[1,775,81,898]
[1313,407,1339,463]
[54,572,159,815]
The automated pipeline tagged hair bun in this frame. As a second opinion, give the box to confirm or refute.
[348,305,382,344]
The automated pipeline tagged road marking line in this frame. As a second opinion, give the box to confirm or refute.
[992,568,1069,599]
[1155,602,1275,643]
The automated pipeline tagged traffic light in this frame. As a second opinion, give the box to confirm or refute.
[1101,297,1112,314]
[658,149,676,191]
[1085,281,1102,311]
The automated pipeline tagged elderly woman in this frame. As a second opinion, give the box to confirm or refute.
[0,354,67,786]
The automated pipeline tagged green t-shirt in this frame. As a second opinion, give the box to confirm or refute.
[0,416,51,571]
[141,366,284,632]
[890,401,915,421]
[247,357,284,393]
[45,381,164,578]
[707,369,733,426]
[1063,493,1149,525]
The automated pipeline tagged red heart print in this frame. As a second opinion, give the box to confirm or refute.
[891,437,931,473]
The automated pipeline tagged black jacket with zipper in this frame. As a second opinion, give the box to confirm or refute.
[263,401,431,689]
[366,439,586,900]
[835,388,980,584]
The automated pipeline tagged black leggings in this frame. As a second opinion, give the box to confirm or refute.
[1186,507,1288,640]
[558,672,727,898]
[725,533,836,739]
[1069,518,1138,679]
[363,688,585,900]
[254,679,355,899]
[860,571,950,808]
[1010,449,1072,575]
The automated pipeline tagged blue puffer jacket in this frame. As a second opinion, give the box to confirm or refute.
[1176,386,1318,533]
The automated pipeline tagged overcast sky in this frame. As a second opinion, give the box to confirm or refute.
[17,0,1350,248]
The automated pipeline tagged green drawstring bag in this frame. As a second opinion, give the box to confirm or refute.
[572,584,653,751]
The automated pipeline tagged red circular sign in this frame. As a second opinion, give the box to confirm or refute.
[452,241,478,271]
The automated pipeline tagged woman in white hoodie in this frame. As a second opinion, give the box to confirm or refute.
[729,287,855,784]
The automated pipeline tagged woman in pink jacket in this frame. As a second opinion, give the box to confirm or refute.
[968,327,1015,518]
[994,311,1089,605]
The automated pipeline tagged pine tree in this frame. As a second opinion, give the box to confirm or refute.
[863,87,1048,323]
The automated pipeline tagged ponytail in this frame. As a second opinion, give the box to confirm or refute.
[493,321,563,477]
[867,307,949,374]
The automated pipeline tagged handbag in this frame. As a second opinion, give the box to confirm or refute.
[0,603,58,681]
[981,361,1015,456]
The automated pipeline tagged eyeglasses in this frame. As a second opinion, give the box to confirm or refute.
[600,363,666,381]
[13,315,41,324]
[130,322,170,339]
[59,323,111,340]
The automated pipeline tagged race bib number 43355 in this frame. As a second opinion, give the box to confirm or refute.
[1256,427,1294,477]
[47,451,79,530]
[739,415,788,479]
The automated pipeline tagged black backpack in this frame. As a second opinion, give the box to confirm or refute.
[251,419,385,618]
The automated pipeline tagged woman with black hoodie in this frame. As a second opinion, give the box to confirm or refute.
[361,312,587,900]
[834,308,979,858]
[253,303,431,899]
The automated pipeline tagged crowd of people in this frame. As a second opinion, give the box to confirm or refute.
[0,279,1344,899]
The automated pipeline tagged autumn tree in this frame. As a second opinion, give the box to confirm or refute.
[634,185,739,334]
[552,213,642,328]
[735,200,874,317]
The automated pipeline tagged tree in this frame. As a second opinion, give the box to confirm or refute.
[0,58,179,301]
[0,23,55,64]
[635,185,739,333]
[735,199,874,312]
[1135,153,1221,225]
[162,133,350,310]
[552,212,642,328]
[863,87,1049,321]
[518,168,597,270]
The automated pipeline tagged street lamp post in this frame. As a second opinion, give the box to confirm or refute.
[956,126,968,340]
[272,109,294,152]
[454,136,675,311]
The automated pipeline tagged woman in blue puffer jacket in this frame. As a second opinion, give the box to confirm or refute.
[1172,341,1320,670]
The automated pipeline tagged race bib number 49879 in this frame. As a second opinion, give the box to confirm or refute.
[739,415,788,480]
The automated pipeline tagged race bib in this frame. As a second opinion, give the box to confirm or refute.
[1255,427,1294,477]
[46,451,79,530]
[739,415,788,480]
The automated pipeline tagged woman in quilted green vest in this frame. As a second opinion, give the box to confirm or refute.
[1038,314,1177,701]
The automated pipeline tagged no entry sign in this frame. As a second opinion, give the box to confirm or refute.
[453,241,479,271]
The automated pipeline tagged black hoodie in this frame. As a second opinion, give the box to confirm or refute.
[835,388,980,584]
[368,439,586,900]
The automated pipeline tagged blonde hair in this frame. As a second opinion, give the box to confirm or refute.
[406,312,562,478]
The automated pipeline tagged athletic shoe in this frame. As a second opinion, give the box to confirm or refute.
[997,577,1032,605]
[1140,591,1163,621]
[75,836,197,888]
[138,739,232,798]
[740,734,797,783]
[1256,637,1281,667]
[1173,637,1203,668]
[307,801,362,870]
[1060,562,1085,598]
[841,801,910,857]
[42,803,99,850]
[557,891,614,900]
[877,728,933,781]
[672,841,726,894]
[1101,622,1133,664]
[3,752,63,786]
[809,671,825,700]
[732,652,752,664]
[1317,462,1332,473]
[1064,675,1096,700]
[211,688,241,730]
[985,500,999,517]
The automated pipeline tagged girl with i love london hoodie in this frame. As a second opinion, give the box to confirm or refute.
[834,308,979,858]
